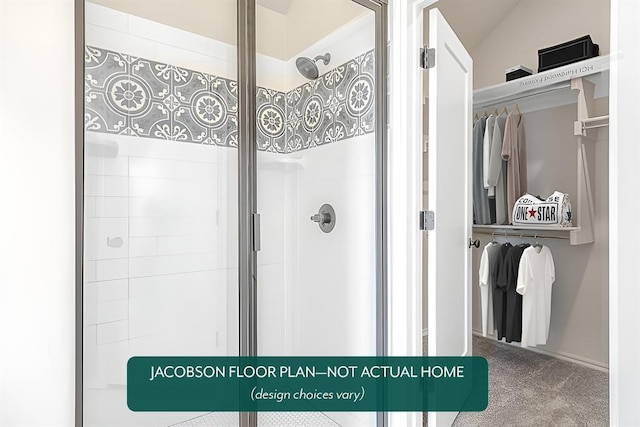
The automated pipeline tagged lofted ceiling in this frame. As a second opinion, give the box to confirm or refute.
[89,0,522,60]
[258,0,294,14]
[426,0,523,53]
[88,0,366,60]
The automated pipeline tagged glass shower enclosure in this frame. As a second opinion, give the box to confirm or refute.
[79,0,386,426]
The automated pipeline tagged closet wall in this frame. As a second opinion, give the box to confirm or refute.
[470,0,610,368]
[423,0,610,368]
[473,0,610,88]
[471,105,609,368]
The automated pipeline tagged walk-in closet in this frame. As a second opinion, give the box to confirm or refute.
[421,1,610,425]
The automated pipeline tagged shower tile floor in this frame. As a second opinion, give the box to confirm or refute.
[171,412,340,426]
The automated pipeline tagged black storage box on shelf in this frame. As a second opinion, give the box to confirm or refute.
[505,65,533,82]
[538,35,599,72]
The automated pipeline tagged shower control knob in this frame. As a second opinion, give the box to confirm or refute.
[310,213,330,224]
[310,204,336,233]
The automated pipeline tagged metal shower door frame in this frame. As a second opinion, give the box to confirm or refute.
[238,1,388,425]
[74,0,388,426]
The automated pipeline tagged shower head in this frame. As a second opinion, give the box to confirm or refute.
[295,53,331,80]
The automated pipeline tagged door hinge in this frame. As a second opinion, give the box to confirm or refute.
[420,47,435,69]
[252,213,261,251]
[419,210,435,231]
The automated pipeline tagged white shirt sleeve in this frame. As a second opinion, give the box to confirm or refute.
[547,248,556,284]
[479,243,493,337]
[516,250,530,295]
[479,245,489,287]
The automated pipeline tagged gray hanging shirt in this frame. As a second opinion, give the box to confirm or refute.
[501,111,528,221]
[487,113,508,224]
[473,117,491,224]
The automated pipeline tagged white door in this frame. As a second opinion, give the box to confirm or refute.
[427,8,473,427]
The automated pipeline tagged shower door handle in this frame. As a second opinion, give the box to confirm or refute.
[252,213,261,252]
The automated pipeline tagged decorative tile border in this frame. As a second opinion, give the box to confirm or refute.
[257,87,287,153]
[85,46,240,146]
[285,49,375,153]
[85,46,374,152]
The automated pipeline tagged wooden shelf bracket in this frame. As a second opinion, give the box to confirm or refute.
[570,77,600,245]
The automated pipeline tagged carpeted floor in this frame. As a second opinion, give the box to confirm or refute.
[424,335,609,427]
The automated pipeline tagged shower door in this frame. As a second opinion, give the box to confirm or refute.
[254,1,386,426]
[80,1,386,426]
[82,1,240,426]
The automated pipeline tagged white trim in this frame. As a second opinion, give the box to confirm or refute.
[609,2,619,424]
[472,331,609,373]
[608,1,640,425]
[388,0,437,426]
[422,328,428,337]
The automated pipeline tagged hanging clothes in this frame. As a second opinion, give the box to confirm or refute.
[482,115,495,194]
[487,111,509,224]
[473,117,491,224]
[492,242,512,341]
[505,243,529,343]
[483,114,497,223]
[497,243,529,343]
[479,241,500,337]
[516,245,556,348]
[501,110,528,220]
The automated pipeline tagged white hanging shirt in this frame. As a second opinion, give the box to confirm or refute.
[479,242,500,337]
[516,245,555,348]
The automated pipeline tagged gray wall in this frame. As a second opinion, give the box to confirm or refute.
[472,0,610,88]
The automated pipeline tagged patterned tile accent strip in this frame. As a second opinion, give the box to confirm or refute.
[257,87,287,153]
[85,46,374,152]
[286,49,375,153]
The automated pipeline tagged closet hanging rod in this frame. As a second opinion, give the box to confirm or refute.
[581,114,610,131]
[474,230,570,241]
[474,82,571,111]
[583,123,610,130]
[582,115,610,124]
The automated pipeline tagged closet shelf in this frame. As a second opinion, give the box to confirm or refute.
[473,55,609,114]
[473,225,579,232]
[471,56,608,245]
[473,225,581,242]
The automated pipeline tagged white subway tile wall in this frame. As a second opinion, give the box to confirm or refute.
[96,319,129,345]
[84,154,129,176]
[95,258,128,282]
[95,197,128,217]
[95,299,129,324]
[84,134,236,395]
[84,260,97,283]
[84,175,129,197]
[98,340,129,384]
[84,279,128,303]
[84,218,128,260]
[128,236,157,257]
